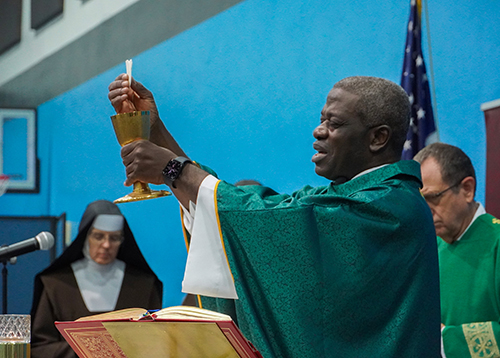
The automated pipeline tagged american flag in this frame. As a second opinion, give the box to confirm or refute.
[401,0,438,160]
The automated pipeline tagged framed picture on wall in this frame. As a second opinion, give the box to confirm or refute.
[0,108,39,193]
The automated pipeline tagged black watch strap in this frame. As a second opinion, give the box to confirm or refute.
[162,156,192,188]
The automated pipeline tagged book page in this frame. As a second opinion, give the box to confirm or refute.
[75,306,232,322]
[152,306,232,321]
[76,308,148,322]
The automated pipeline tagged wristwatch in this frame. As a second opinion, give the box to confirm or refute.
[162,156,193,188]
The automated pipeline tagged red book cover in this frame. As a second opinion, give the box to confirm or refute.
[56,306,262,358]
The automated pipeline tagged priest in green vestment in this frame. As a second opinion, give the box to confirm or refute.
[108,75,441,357]
[416,142,500,358]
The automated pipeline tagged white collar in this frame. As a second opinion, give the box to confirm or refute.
[351,164,389,180]
[455,202,486,242]
[71,257,125,312]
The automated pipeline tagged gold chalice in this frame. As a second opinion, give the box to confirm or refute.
[111,110,171,203]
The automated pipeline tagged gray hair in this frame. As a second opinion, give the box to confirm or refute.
[333,76,410,154]
[413,142,476,193]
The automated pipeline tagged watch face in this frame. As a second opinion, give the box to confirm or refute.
[163,157,192,186]
[165,160,182,180]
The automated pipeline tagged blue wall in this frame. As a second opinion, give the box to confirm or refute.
[1,0,499,309]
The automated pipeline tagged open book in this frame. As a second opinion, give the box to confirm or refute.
[56,306,262,358]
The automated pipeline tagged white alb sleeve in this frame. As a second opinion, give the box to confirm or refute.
[181,175,238,299]
[180,200,196,235]
[441,327,446,357]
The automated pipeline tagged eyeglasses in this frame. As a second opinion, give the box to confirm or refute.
[422,180,463,205]
[88,231,123,245]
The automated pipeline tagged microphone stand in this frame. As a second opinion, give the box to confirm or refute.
[1,247,17,314]
[2,260,7,314]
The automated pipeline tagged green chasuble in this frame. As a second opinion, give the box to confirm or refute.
[199,161,440,357]
[440,213,500,357]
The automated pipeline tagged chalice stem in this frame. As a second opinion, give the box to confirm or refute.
[133,182,151,194]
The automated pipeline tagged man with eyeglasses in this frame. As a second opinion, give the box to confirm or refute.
[415,142,500,357]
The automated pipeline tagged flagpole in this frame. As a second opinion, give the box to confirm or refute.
[422,0,440,139]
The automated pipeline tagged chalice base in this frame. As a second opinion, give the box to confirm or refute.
[114,189,171,204]
[114,181,171,204]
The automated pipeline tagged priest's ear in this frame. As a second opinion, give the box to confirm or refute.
[460,176,476,203]
[368,125,392,153]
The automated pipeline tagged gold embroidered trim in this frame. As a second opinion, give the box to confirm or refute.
[463,322,500,357]
[492,218,500,224]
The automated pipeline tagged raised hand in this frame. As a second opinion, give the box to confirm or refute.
[120,140,174,186]
[108,73,190,174]
[107,74,160,128]
[120,138,208,208]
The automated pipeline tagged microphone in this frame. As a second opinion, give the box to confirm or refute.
[0,232,55,261]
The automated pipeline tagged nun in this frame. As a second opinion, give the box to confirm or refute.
[30,200,163,358]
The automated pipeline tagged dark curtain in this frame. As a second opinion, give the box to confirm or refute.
[485,104,500,218]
